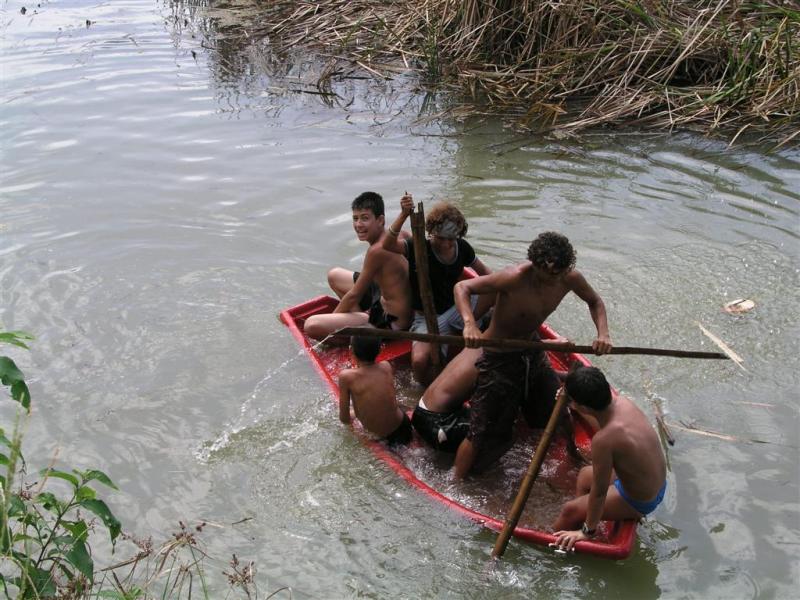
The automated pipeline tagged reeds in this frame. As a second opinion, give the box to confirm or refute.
[250,0,799,144]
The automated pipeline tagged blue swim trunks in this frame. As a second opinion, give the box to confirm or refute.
[614,479,667,515]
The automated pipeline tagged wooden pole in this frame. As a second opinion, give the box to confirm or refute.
[335,327,730,360]
[409,201,441,369]
[492,387,571,558]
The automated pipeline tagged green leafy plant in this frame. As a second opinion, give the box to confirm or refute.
[0,331,284,598]
[1,330,121,598]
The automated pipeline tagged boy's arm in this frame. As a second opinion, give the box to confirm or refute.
[381,194,414,255]
[334,247,383,313]
[554,433,613,551]
[567,271,612,354]
[454,268,511,346]
[338,372,352,424]
[470,257,492,276]
[584,436,613,532]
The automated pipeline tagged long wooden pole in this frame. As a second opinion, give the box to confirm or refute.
[409,201,441,369]
[491,387,571,558]
[336,327,729,360]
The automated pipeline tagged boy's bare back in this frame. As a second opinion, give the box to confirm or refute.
[594,395,666,500]
[338,361,405,439]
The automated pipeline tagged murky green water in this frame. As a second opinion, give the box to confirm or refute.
[2,1,798,598]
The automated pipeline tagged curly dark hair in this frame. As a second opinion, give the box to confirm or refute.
[527,232,576,272]
[564,365,611,411]
[425,202,467,237]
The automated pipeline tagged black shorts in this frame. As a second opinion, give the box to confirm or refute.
[353,271,381,313]
[411,404,470,452]
[385,413,413,447]
[467,349,562,452]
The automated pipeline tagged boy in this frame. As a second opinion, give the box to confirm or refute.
[304,192,413,340]
[338,336,413,446]
[382,193,492,385]
[553,365,667,551]
[419,232,612,478]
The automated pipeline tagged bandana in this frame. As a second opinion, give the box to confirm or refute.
[433,219,460,240]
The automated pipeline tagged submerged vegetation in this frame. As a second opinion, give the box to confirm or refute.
[245,0,799,145]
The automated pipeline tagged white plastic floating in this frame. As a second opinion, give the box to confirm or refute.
[723,298,755,314]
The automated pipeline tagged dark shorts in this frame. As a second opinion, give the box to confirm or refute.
[411,404,471,452]
[353,271,396,329]
[353,271,381,313]
[368,303,399,330]
[385,413,413,447]
[467,349,562,452]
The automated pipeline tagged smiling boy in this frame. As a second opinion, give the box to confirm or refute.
[418,232,613,477]
[304,192,412,340]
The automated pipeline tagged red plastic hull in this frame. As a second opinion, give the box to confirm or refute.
[279,296,637,559]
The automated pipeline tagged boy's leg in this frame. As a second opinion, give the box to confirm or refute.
[553,474,635,531]
[454,438,478,479]
[327,268,379,314]
[420,347,482,412]
[520,352,561,428]
[456,352,519,478]
[575,465,594,495]
[303,311,369,341]
[327,267,355,298]
[411,341,437,387]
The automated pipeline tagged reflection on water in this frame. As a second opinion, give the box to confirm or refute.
[1,0,798,598]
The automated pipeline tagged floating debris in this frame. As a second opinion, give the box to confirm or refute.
[697,322,746,371]
[723,298,755,314]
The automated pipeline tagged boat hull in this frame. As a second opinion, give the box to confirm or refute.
[280,295,637,559]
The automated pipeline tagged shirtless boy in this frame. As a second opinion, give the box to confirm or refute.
[303,192,412,340]
[382,193,492,385]
[415,232,612,478]
[552,365,667,551]
[337,336,413,446]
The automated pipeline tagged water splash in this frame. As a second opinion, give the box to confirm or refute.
[195,336,333,462]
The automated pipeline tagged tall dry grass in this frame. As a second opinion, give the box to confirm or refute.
[249,0,799,145]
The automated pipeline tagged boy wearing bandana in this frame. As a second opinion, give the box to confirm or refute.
[382,193,492,386]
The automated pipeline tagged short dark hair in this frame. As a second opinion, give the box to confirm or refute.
[352,192,384,217]
[350,335,382,363]
[564,365,611,411]
[527,232,576,272]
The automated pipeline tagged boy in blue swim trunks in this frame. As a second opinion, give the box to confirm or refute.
[553,366,667,551]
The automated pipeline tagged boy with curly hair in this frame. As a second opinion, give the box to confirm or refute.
[382,193,492,386]
[419,231,613,477]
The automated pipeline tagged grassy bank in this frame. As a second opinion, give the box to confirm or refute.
[249,0,799,145]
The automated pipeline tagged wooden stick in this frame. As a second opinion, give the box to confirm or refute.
[651,398,675,447]
[335,327,730,360]
[696,322,746,371]
[409,201,441,369]
[492,388,570,558]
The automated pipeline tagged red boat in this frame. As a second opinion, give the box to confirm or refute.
[280,296,638,559]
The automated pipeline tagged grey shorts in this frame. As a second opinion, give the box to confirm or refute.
[409,295,480,336]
